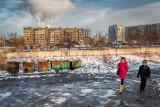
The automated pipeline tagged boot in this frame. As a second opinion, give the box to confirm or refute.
[122,82,125,90]
[119,85,123,94]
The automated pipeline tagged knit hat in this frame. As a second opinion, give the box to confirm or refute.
[143,59,147,63]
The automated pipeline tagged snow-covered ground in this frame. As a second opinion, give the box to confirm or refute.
[1,55,160,77]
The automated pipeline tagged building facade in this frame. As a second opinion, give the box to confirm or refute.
[24,28,84,46]
[108,25,126,43]
[0,39,6,46]
[109,23,160,43]
[125,23,160,38]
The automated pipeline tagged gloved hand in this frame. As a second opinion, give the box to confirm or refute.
[137,75,139,78]
[144,77,148,79]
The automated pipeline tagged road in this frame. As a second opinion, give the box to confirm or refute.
[0,70,160,107]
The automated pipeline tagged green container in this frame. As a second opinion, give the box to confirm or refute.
[51,61,62,70]
[71,60,82,70]
[61,61,70,69]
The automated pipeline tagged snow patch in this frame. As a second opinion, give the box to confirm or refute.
[133,80,140,83]
[35,93,42,97]
[93,82,100,86]
[62,93,71,96]
[54,97,66,104]
[44,103,51,107]
[116,79,121,82]
[81,89,95,93]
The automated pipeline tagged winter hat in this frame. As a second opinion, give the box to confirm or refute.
[143,59,147,63]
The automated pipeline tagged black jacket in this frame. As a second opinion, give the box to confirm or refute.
[137,65,151,79]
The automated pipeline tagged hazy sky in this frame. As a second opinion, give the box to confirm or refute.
[0,0,160,36]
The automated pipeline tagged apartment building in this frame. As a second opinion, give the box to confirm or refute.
[125,23,160,38]
[24,27,84,46]
[108,25,126,43]
[109,23,160,43]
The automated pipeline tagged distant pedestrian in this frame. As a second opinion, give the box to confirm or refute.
[137,60,151,93]
[117,57,129,94]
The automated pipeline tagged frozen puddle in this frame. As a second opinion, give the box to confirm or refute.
[98,90,116,106]
[0,92,11,99]
[100,100,108,105]
[81,89,95,93]
[99,90,116,99]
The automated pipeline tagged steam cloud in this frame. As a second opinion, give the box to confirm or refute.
[26,0,74,27]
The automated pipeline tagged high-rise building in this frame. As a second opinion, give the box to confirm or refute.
[108,25,126,43]
[24,27,84,46]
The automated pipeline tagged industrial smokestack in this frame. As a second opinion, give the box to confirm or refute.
[26,0,74,27]
[54,16,58,27]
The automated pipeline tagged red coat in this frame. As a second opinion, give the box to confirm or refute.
[117,62,129,79]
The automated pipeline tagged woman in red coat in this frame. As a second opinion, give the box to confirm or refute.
[117,57,129,94]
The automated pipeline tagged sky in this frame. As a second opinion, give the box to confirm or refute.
[0,0,160,37]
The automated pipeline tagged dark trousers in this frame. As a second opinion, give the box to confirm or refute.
[121,79,124,85]
[140,78,147,91]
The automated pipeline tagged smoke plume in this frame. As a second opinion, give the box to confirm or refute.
[26,0,74,27]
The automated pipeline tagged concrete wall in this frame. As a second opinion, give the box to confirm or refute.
[3,47,160,59]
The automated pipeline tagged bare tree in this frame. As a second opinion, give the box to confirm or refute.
[148,29,159,46]
[84,28,92,37]
[8,33,24,51]
[96,40,106,49]
[126,28,143,47]
[94,31,107,49]
[128,27,159,47]
[0,34,6,48]
[95,31,103,39]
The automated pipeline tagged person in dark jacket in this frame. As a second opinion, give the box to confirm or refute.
[137,60,151,93]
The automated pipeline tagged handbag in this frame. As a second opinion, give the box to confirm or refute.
[116,64,120,75]
[116,69,119,75]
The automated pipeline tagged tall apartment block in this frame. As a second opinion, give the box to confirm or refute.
[108,25,126,42]
[24,27,84,46]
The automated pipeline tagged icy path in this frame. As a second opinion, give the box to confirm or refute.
[0,71,160,107]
